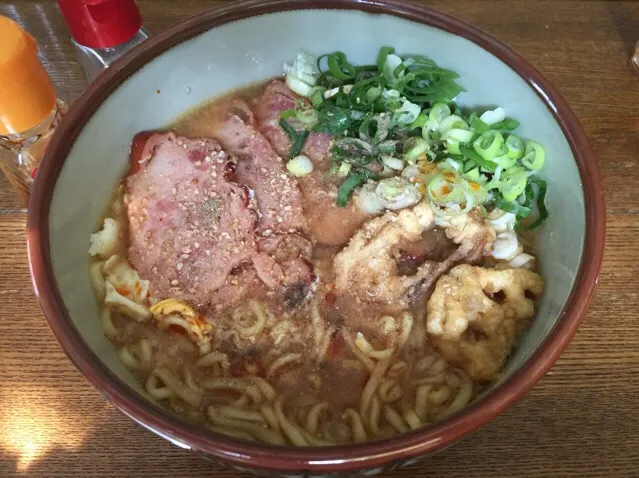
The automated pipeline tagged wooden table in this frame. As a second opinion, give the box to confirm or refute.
[1,0,637,476]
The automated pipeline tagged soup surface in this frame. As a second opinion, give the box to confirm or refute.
[88,50,546,446]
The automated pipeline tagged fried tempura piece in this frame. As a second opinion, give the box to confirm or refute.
[427,264,544,381]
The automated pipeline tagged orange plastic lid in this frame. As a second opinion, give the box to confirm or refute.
[0,16,56,135]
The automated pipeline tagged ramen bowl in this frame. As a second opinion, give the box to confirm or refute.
[27,0,605,475]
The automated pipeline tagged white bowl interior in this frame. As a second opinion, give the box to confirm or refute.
[49,9,584,412]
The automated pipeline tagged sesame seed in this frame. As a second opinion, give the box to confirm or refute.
[171,279,179,285]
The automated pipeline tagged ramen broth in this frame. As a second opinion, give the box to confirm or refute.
[89,78,543,446]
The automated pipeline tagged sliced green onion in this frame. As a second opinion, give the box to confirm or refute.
[438,115,467,134]
[393,99,421,125]
[462,160,477,173]
[392,61,408,80]
[366,85,383,102]
[459,145,498,173]
[337,169,378,207]
[403,137,430,162]
[491,118,520,133]
[442,128,475,143]
[446,140,461,155]
[284,53,319,97]
[444,157,462,171]
[381,155,405,170]
[296,108,319,126]
[483,165,503,191]
[494,149,517,169]
[469,114,490,133]
[289,130,309,158]
[500,171,528,201]
[467,181,488,204]
[479,107,506,126]
[280,109,297,120]
[327,52,356,80]
[337,162,352,177]
[409,112,428,129]
[359,114,391,143]
[473,130,504,161]
[506,135,524,160]
[378,139,400,155]
[383,54,405,84]
[286,76,313,97]
[429,103,452,124]
[279,118,298,141]
[333,137,373,161]
[427,171,463,204]
[519,177,549,229]
[495,197,532,218]
[286,155,313,177]
[437,158,460,174]
[377,46,395,73]
[522,141,545,171]
[464,167,480,182]
[309,86,326,108]
[421,119,439,140]
[432,188,475,217]
[323,86,341,99]
[284,52,318,83]
[382,88,400,100]
[358,119,374,142]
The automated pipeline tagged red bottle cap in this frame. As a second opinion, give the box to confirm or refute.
[57,0,143,49]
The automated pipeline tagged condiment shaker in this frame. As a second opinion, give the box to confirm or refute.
[0,16,67,207]
[57,0,150,82]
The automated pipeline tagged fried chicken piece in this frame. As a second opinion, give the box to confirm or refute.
[334,202,435,307]
[405,209,497,301]
[334,202,498,308]
[426,264,544,381]
[443,208,497,263]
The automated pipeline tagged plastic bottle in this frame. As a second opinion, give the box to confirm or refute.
[57,0,150,82]
[0,16,67,207]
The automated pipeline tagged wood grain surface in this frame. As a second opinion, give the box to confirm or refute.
[1,1,638,476]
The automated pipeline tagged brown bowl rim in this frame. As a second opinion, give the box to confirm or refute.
[26,0,605,472]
